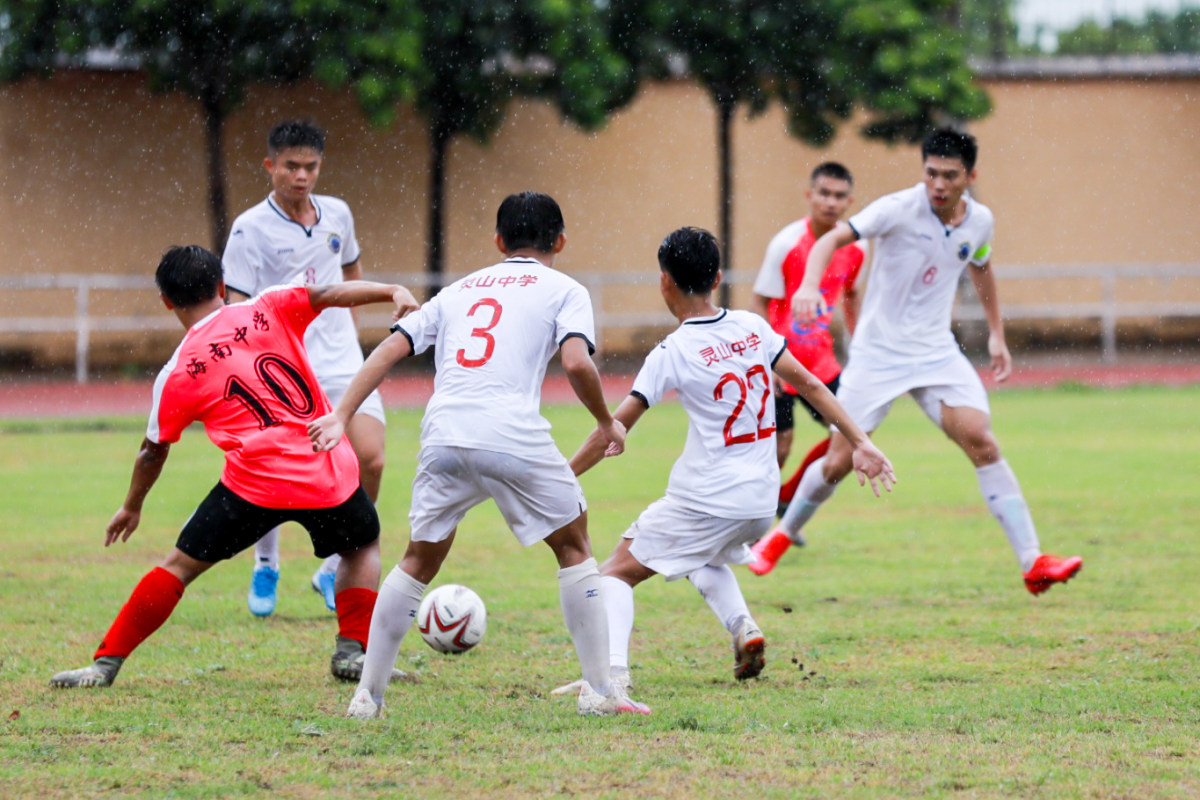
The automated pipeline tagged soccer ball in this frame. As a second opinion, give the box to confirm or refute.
[416,584,487,654]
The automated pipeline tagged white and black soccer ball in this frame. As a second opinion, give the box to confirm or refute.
[416,584,487,654]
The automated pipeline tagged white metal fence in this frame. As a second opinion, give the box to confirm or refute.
[2,264,1198,382]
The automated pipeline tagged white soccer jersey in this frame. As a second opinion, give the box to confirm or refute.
[631,309,787,519]
[395,256,596,458]
[222,194,364,382]
[847,183,994,365]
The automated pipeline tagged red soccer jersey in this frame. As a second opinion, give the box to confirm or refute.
[763,219,864,385]
[147,286,359,508]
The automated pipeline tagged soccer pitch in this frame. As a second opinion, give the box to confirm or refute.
[1,385,1197,798]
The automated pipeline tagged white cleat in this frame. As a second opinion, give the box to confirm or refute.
[576,681,650,717]
[732,616,766,681]
[552,667,631,697]
[346,688,384,720]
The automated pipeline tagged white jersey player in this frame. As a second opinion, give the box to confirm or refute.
[769,128,1083,594]
[222,120,386,618]
[551,227,894,697]
[308,192,649,718]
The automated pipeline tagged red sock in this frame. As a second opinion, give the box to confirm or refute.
[779,436,831,506]
[335,587,378,649]
[94,566,185,660]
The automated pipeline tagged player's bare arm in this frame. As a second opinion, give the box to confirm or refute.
[308,330,413,451]
[306,280,418,319]
[968,260,1012,382]
[560,336,626,457]
[792,222,858,322]
[773,350,896,496]
[570,395,647,477]
[106,438,171,546]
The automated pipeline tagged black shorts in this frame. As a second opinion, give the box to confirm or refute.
[775,374,840,434]
[176,482,380,563]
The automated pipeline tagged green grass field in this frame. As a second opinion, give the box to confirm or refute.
[1,386,1198,798]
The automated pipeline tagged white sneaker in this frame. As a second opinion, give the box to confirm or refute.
[732,616,766,681]
[576,681,651,716]
[551,667,632,696]
[347,688,384,720]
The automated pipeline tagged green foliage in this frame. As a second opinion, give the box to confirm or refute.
[1055,9,1200,56]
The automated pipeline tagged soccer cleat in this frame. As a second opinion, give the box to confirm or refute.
[50,656,124,688]
[748,528,800,576]
[311,569,337,612]
[247,566,279,617]
[551,667,632,697]
[1023,554,1084,596]
[576,681,651,716]
[330,639,418,684]
[346,688,384,720]
[731,616,766,681]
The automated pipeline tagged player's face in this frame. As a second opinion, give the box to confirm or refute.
[923,155,975,215]
[264,147,323,206]
[806,175,853,227]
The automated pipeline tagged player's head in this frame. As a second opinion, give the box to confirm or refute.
[155,245,224,308]
[264,120,325,204]
[807,162,854,229]
[921,128,978,216]
[495,192,566,253]
[658,227,721,295]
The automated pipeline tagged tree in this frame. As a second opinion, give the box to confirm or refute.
[1,0,327,250]
[1054,9,1200,56]
[608,0,991,306]
[310,0,636,296]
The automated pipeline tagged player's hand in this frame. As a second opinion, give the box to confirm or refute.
[850,441,896,498]
[105,508,140,546]
[988,332,1012,382]
[307,413,345,452]
[790,286,823,323]
[599,418,626,457]
[392,287,420,321]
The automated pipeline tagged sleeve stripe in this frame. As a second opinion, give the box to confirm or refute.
[390,324,415,352]
[630,390,651,409]
[559,331,596,355]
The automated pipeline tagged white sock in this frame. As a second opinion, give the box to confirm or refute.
[558,558,612,696]
[976,459,1041,572]
[779,456,839,541]
[318,554,341,576]
[600,575,634,671]
[254,527,281,572]
[359,566,426,704]
[688,565,750,632]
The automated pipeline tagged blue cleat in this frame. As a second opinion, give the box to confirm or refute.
[312,569,337,611]
[247,566,279,616]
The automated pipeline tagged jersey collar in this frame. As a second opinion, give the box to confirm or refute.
[267,194,322,237]
[682,309,728,325]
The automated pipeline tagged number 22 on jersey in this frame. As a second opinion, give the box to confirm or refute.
[714,364,774,447]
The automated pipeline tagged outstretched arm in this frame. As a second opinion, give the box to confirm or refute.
[560,336,625,457]
[106,438,171,546]
[772,351,896,496]
[308,330,414,450]
[570,395,647,477]
[968,261,1012,382]
[792,222,859,322]
[307,281,419,322]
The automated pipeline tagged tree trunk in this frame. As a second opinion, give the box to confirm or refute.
[203,98,229,253]
[717,97,734,309]
[426,116,449,300]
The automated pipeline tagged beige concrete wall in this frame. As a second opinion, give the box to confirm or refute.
[2,69,1198,368]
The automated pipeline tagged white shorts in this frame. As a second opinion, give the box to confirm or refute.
[322,377,386,426]
[835,349,990,433]
[408,446,587,547]
[625,496,773,581]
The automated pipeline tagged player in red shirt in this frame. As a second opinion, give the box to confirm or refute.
[49,245,419,689]
[748,163,865,573]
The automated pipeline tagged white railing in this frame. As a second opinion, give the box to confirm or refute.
[2,264,1198,382]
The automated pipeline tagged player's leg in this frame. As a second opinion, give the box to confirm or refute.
[778,375,839,511]
[774,390,796,470]
[597,539,656,688]
[688,564,765,680]
[247,527,281,617]
[940,402,1081,594]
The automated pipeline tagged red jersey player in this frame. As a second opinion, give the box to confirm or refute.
[50,245,418,689]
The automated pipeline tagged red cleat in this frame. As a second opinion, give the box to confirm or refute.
[748,528,796,576]
[1023,554,1083,595]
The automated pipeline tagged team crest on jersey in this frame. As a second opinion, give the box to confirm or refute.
[327,233,342,255]
[957,242,971,261]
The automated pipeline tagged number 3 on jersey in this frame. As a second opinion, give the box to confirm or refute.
[456,298,503,368]
[714,364,774,447]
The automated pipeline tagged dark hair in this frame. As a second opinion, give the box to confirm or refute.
[922,127,978,171]
[495,192,565,252]
[155,245,224,308]
[657,227,720,295]
[811,161,853,186]
[268,119,326,156]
